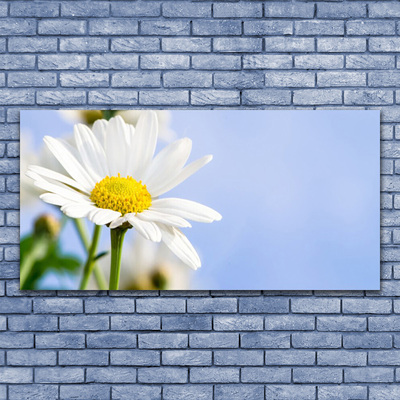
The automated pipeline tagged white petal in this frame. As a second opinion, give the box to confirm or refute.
[91,119,108,147]
[143,138,192,192]
[129,111,158,179]
[104,116,130,177]
[126,214,161,242]
[28,165,90,194]
[44,136,95,191]
[159,224,201,270]
[109,216,128,229]
[88,208,121,226]
[150,198,222,223]
[151,155,213,197]
[61,202,97,219]
[138,209,191,228]
[74,123,108,179]
[40,193,68,206]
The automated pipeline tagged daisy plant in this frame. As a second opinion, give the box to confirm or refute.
[27,111,221,290]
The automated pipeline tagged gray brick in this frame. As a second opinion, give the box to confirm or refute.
[138,367,187,383]
[60,385,110,400]
[369,350,400,366]
[265,385,316,400]
[265,315,315,331]
[318,38,366,53]
[266,350,315,365]
[60,38,108,53]
[37,90,86,105]
[187,298,237,313]
[8,72,56,88]
[190,367,239,383]
[369,316,400,331]
[111,315,160,330]
[87,332,137,348]
[162,315,211,331]
[163,71,212,88]
[162,38,210,53]
[292,333,341,349]
[318,385,367,400]
[7,349,56,366]
[370,38,400,53]
[345,367,393,383]
[215,385,264,400]
[242,89,291,106]
[347,55,395,69]
[344,90,393,105]
[214,315,263,331]
[9,37,57,53]
[0,333,33,348]
[62,2,110,17]
[0,54,35,70]
[112,385,161,400]
[141,55,189,70]
[89,90,138,105]
[139,333,188,349]
[294,89,342,105]
[59,350,109,366]
[10,2,59,17]
[193,20,241,36]
[293,367,342,383]
[241,332,290,349]
[239,297,289,313]
[0,297,31,314]
[242,367,291,383]
[265,72,315,88]
[0,19,36,36]
[318,350,366,366]
[343,333,392,349]
[4,246,19,261]
[34,298,83,314]
[347,20,395,36]
[244,21,293,36]
[38,54,87,70]
[112,71,160,88]
[85,298,135,313]
[163,2,210,18]
[36,333,85,349]
[110,350,159,366]
[318,72,366,87]
[214,350,263,366]
[60,315,109,331]
[89,19,138,35]
[214,3,262,18]
[189,333,238,348]
[163,385,212,400]
[111,2,159,17]
[0,367,32,383]
[141,21,189,36]
[139,90,188,106]
[35,367,84,383]
[317,3,366,19]
[295,20,344,36]
[317,316,366,331]
[39,19,86,35]
[90,54,138,70]
[86,367,136,383]
[264,37,314,53]
[60,72,109,88]
[191,90,240,106]
[343,299,392,314]
[162,350,211,366]
[264,3,314,18]
[112,38,159,53]
[8,315,57,331]
[9,385,58,399]
[192,55,241,70]
[370,3,400,18]
[295,55,344,69]
[214,38,262,53]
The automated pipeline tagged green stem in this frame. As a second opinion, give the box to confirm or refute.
[73,219,107,290]
[20,237,48,289]
[109,228,127,290]
[102,110,117,121]
[79,224,102,290]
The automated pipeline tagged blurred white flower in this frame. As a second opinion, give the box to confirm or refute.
[59,110,176,142]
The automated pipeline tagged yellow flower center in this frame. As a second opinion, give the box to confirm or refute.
[90,174,152,215]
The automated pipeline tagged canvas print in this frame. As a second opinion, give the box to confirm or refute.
[20,110,380,290]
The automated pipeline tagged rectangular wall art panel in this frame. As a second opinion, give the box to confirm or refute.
[20,110,380,291]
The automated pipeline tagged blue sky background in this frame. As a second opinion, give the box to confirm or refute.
[21,110,380,290]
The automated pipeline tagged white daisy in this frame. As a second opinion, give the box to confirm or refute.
[27,111,221,271]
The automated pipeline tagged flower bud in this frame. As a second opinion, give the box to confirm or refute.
[34,214,61,240]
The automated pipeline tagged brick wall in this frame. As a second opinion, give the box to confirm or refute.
[1,1,400,399]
